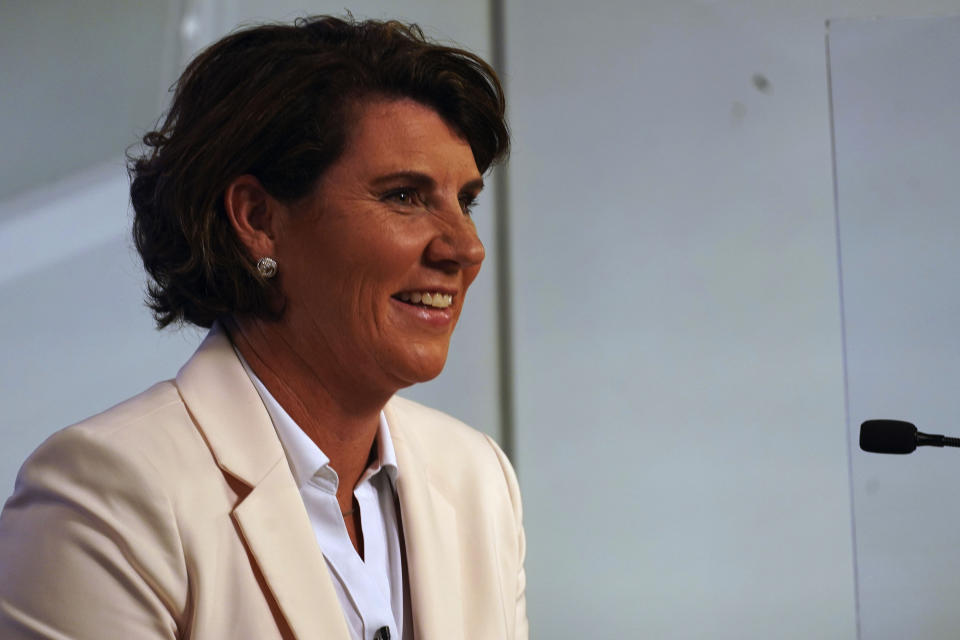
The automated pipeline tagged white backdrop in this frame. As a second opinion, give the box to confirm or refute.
[505,2,957,638]
[831,16,960,640]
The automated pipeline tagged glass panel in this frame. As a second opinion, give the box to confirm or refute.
[829,16,960,640]
[0,1,189,494]
[0,1,181,203]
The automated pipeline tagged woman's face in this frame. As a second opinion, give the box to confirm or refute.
[273,98,486,395]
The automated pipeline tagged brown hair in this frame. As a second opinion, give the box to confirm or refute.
[130,16,509,328]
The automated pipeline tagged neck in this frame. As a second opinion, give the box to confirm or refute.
[224,315,388,505]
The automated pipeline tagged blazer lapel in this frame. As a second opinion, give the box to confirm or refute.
[386,400,464,640]
[233,459,350,640]
[176,325,350,640]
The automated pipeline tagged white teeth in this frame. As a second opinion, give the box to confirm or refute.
[425,293,452,309]
[397,291,454,309]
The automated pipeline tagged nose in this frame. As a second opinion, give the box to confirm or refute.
[424,211,485,272]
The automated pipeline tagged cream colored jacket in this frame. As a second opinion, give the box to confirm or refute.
[0,327,527,639]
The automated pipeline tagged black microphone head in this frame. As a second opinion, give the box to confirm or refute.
[860,420,918,454]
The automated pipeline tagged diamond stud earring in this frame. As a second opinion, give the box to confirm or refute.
[256,257,278,279]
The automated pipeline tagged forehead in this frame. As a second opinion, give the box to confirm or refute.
[337,98,480,178]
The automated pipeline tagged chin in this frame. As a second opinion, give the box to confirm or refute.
[406,361,448,386]
[388,347,450,388]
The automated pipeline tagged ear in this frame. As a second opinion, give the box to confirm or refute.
[224,174,280,259]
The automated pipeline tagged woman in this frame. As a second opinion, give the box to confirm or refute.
[0,16,526,640]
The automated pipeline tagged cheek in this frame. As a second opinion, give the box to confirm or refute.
[360,219,428,262]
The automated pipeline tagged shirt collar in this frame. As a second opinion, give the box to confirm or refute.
[233,346,399,489]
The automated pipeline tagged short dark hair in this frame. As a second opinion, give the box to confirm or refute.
[130,16,509,329]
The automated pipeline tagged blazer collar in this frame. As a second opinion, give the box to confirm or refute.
[175,325,465,639]
[175,324,351,640]
[175,323,282,486]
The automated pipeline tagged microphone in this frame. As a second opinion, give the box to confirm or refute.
[860,419,960,454]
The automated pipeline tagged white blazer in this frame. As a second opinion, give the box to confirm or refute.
[0,326,528,639]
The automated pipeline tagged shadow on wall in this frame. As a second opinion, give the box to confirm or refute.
[0,162,204,497]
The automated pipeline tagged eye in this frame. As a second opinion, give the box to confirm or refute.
[459,194,479,217]
[383,187,421,207]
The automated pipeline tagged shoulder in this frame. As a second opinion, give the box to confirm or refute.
[385,395,527,637]
[385,394,521,513]
[2,379,205,543]
[4,379,230,555]
[385,395,505,470]
[385,394,490,447]
[0,382,195,633]
[15,381,207,492]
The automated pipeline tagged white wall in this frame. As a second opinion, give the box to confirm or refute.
[830,16,960,639]
[504,1,958,638]
[0,0,197,495]
[0,1,179,200]
[0,163,205,495]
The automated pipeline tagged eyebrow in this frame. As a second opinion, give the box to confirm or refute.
[369,170,485,194]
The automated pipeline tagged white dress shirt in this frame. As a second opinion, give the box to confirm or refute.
[237,353,408,640]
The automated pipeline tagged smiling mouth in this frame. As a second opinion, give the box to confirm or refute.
[392,291,454,309]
